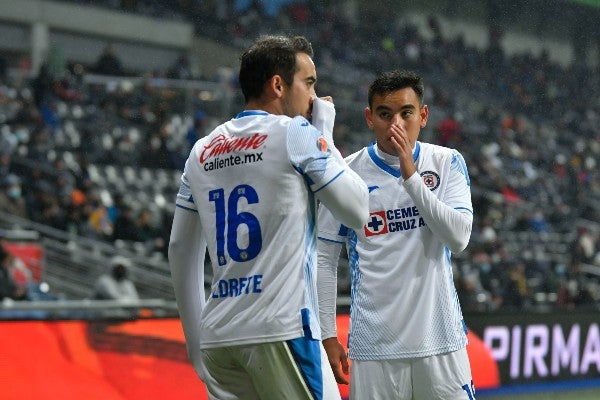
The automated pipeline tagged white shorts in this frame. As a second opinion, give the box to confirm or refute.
[350,347,475,400]
[198,337,341,400]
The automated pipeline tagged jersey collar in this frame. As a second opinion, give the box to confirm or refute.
[367,141,421,178]
[235,110,269,119]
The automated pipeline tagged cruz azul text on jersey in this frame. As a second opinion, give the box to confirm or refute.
[364,205,426,237]
[199,133,267,171]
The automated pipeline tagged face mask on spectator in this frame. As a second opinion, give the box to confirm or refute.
[7,186,21,199]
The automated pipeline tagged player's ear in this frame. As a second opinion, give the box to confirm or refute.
[420,104,429,128]
[364,107,374,129]
[269,75,284,98]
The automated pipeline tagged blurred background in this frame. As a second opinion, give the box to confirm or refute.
[0,0,599,399]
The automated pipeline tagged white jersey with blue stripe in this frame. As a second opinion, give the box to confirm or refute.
[318,141,473,360]
[176,110,344,348]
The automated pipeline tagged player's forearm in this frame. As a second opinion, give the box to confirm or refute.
[317,238,343,339]
[311,96,347,168]
[317,171,369,230]
[169,207,206,372]
[311,97,335,143]
[402,172,472,253]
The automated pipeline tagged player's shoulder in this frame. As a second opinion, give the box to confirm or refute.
[345,146,369,165]
[288,115,314,131]
[419,141,464,161]
[420,141,453,154]
[286,116,322,146]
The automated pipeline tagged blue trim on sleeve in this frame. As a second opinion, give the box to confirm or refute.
[455,207,473,214]
[175,204,198,213]
[313,170,344,193]
[451,151,471,186]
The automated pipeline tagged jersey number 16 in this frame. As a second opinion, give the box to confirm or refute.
[209,185,263,266]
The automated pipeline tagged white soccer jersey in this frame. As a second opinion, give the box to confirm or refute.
[318,141,473,360]
[175,110,351,349]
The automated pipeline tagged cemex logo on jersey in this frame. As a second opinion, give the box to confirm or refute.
[364,206,426,237]
[364,211,389,236]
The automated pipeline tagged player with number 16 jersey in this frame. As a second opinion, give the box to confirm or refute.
[175,110,367,347]
[169,35,368,400]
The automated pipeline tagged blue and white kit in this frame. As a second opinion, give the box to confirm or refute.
[318,141,473,360]
[170,103,368,351]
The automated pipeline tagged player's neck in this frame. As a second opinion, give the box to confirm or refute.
[375,143,400,166]
[245,98,282,116]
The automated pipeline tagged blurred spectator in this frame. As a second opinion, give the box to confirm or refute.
[135,207,166,256]
[530,208,550,234]
[478,218,498,245]
[0,174,28,219]
[25,179,67,230]
[167,54,194,80]
[0,149,12,182]
[86,199,113,240]
[457,273,482,312]
[502,262,530,309]
[141,124,173,169]
[186,110,208,149]
[555,264,575,310]
[94,44,125,76]
[572,226,597,264]
[156,210,173,259]
[0,54,6,82]
[112,204,140,242]
[436,112,463,147]
[93,255,139,300]
[106,192,126,225]
[0,246,27,301]
[134,207,159,243]
[31,63,53,109]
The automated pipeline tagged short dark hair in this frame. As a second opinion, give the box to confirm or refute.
[368,70,424,108]
[238,35,314,103]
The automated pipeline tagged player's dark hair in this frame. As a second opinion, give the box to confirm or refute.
[368,70,424,108]
[239,35,314,104]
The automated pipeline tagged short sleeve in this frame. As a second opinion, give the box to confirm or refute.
[446,150,473,213]
[175,159,197,212]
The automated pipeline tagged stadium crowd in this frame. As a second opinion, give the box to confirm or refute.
[1,0,599,312]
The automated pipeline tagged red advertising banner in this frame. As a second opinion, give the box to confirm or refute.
[0,316,501,400]
[0,319,206,400]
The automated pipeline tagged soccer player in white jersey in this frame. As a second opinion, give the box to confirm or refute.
[317,69,476,400]
[168,35,369,400]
